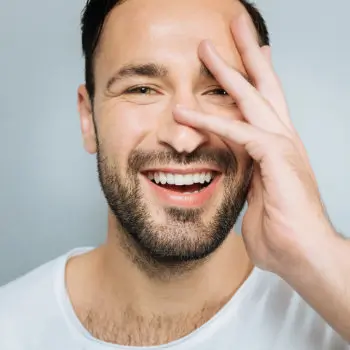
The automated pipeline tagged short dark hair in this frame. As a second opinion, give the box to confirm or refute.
[81,0,270,100]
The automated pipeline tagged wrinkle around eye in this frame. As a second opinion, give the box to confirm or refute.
[103,85,165,106]
[104,81,163,98]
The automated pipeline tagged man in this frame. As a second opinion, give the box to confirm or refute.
[0,0,349,348]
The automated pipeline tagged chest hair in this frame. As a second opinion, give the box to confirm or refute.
[79,301,226,346]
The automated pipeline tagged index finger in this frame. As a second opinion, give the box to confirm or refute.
[198,40,286,135]
[230,14,294,130]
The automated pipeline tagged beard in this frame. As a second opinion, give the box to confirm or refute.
[97,145,252,268]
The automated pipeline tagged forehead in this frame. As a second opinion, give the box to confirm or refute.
[95,0,247,78]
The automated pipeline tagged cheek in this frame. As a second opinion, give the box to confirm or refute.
[95,100,170,174]
[96,101,161,151]
[219,137,251,179]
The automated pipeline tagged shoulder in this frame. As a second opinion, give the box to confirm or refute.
[0,255,65,348]
[0,247,93,310]
[0,249,92,337]
[0,254,65,319]
[0,248,93,349]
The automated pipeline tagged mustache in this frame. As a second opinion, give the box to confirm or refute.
[128,148,237,176]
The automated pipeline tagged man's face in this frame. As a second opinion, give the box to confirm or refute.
[80,0,252,263]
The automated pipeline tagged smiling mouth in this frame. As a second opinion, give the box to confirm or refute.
[144,171,219,194]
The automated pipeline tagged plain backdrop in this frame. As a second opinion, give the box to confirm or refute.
[0,0,349,286]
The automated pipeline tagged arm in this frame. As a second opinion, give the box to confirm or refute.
[283,232,350,341]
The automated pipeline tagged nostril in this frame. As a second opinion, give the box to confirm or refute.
[157,116,210,154]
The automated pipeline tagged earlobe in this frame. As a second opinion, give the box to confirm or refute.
[77,85,97,154]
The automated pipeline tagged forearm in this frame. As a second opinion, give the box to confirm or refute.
[282,231,350,342]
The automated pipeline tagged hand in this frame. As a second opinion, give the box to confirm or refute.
[173,14,337,276]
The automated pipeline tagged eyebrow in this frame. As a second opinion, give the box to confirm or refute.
[106,62,217,91]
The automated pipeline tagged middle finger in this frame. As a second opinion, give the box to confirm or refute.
[198,40,287,135]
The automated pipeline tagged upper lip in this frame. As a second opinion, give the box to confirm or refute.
[140,167,222,174]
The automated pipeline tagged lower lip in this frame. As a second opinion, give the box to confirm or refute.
[143,175,221,208]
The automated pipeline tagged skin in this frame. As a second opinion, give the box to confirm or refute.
[73,0,254,345]
[174,15,350,342]
[73,0,350,345]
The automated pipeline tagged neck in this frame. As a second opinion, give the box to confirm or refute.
[66,212,253,333]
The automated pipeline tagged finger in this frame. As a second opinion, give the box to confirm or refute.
[259,46,314,176]
[174,105,269,162]
[174,105,319,200]
[230,15,294,130]
[230,15,272,86]
[260,46,272,63]
[260,46,294,131]
[198,40,286,135]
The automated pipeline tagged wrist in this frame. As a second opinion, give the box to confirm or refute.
[279,226,345,287]
[280,230,350,340]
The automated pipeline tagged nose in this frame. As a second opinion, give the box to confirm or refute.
[156,96,209,154]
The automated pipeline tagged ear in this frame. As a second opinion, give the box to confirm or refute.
[77,85,97,154]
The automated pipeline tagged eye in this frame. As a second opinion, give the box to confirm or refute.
[124,86,158,95]
[207,88,229,96]
[205,88,236,106]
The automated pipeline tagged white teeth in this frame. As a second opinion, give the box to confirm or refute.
[205,172,211,183]
[167,173,175,185]
[174,174,185,186]
[148,171,214,186]
[159,172,167,185]
[184,174,193,185]
[154,173,160,184]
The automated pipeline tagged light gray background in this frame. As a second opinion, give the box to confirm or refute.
[0,0,349,286]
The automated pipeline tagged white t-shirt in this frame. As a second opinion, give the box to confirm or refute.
[0,247,348,350]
